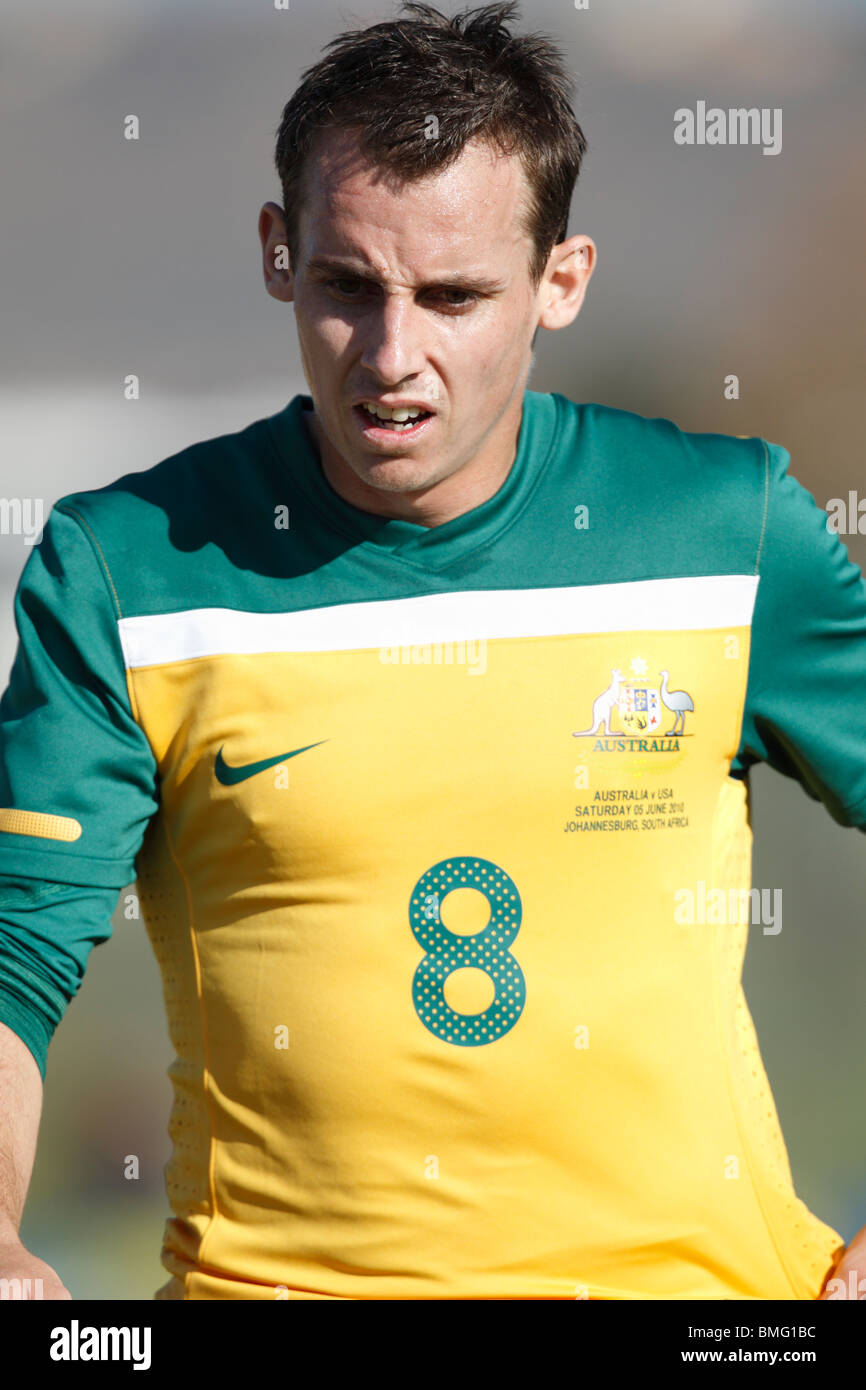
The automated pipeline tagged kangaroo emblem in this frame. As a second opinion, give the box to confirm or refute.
[572,669,624,737]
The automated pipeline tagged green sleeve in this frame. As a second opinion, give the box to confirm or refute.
[0,876,128,1080]
[732,441,866,828]
[0,503,160,1076]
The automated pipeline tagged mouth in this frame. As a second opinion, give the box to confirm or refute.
[352,402,436,445]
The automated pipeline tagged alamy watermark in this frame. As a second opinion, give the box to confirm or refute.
[0,497,44,545]
[49,1321,152,1370]
[379,640,487,675]
[825,491,866,536]
[0,1276,44,1299]
[673,880,781,934]
[675,101,782,156]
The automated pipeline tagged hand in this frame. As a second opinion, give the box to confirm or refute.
[0,1233,70,1299]
[818,1225,866,1300]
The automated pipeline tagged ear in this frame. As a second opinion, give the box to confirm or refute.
[259,202,295,303]
[536,234,596,332]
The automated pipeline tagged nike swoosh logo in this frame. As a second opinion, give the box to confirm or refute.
[214,741,327,786]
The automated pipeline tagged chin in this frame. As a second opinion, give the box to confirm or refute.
[353,457,445,495]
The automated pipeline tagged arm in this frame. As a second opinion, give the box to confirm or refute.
[0,501,160,1297]
[735,440,866,1298]
[0,1020,70,1298]
[731,439,866,825]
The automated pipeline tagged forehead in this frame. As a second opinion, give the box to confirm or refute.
[298,127,532,271]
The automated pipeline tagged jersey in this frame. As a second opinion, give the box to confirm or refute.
[1,390,865,1300]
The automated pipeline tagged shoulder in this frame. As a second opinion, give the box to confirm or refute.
[548,390,769,478]
[50,408,281,539]
[539,392,773,571]
[37,405,294,609]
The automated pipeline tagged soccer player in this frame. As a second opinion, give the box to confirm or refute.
[1,2,865,1301]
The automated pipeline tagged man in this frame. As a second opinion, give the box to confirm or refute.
[1,1,865,1301]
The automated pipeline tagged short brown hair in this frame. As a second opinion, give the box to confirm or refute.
[274,1,587,290]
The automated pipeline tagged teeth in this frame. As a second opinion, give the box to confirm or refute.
[362,402,425,421]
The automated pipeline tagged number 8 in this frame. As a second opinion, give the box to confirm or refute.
[409,857,526,1046]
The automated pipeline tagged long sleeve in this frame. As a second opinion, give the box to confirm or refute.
[0,503,160,1075]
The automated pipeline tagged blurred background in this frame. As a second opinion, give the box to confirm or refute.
[1,0,864,1298]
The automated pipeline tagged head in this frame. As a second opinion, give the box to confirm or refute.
[260,2,594,517]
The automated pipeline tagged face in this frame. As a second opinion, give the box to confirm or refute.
[260,127,594,520]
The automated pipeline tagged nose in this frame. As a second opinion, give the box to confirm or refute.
[358,291,426,386]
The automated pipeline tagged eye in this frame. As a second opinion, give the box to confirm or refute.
[324,278,478,312]
[436,288,478,309]
[327,278,365,297]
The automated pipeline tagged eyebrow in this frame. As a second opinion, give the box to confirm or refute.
[305,255,506,294]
